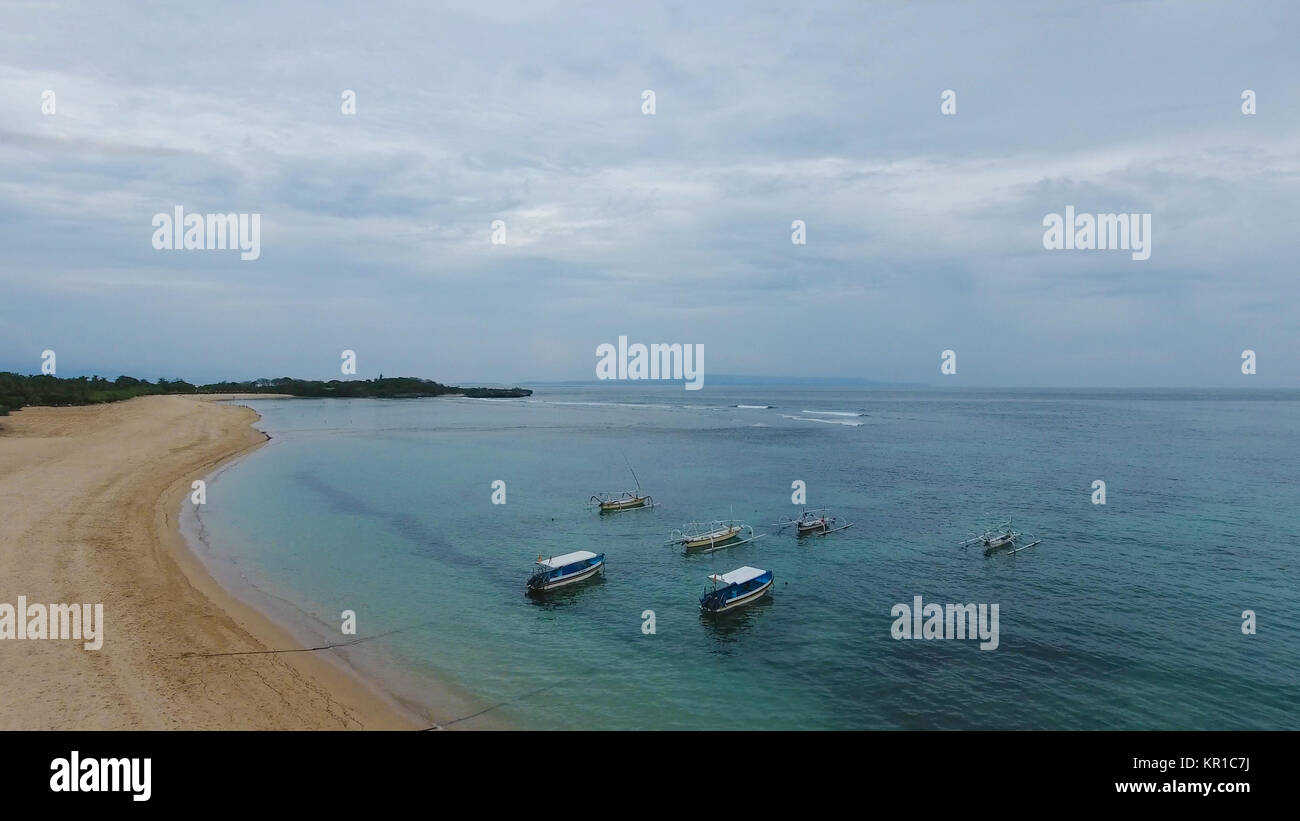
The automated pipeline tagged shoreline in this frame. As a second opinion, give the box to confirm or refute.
[180,402,503,729]
[164,395,431,730]
[0,394,419,730]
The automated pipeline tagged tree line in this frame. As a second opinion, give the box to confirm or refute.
[0,373,531,416]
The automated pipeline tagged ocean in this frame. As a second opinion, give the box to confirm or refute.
[182,386,1300,729]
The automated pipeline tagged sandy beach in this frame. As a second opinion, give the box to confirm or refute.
[0,395,417,730]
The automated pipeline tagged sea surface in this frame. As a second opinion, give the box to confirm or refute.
[184,386,1300,729]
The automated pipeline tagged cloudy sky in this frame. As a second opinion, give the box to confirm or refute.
[1,0,1296,387]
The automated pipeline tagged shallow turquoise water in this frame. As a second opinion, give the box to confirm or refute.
[189,387,1300,729]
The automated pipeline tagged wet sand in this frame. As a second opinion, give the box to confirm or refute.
[0,394,418,729]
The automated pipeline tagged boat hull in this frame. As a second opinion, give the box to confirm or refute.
[599,496,648,511]
[700,577,774,614]
[527,559,605,595]
[682,526,743,550]
[982,534,1017,553]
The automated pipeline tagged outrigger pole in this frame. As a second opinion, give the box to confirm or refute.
[621,449,641,493]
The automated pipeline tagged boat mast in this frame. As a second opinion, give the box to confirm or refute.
[621,450,641,494]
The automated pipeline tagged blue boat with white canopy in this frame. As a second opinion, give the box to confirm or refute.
[527,550,605,595]
[699,565,774,613]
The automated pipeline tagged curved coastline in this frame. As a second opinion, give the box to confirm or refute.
[162,395,426,730]
[178,395,507,730]
[0,392,418,729]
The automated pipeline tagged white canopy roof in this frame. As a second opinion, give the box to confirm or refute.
[708,566,767,585]
[537,550,598,568]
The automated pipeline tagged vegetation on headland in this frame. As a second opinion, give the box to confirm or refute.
[0,373,531,416]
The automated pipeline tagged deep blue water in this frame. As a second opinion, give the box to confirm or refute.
[185,386,1300,729]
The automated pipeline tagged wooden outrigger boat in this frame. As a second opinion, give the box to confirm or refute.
[959,519,1042,556]
[591,490,654,512]
[668,520,761,552]
[699,566,774,614]
[775,507,854,537]
[526,550,605,595]
[589,454,655,513]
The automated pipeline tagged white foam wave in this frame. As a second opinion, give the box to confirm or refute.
[780,414,864,427]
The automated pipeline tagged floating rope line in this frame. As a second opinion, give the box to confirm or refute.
[182,621,605,731]
[176,619,440,659]
[422,668,597,731]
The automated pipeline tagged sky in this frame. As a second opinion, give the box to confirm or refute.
[1,0,1297,387]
